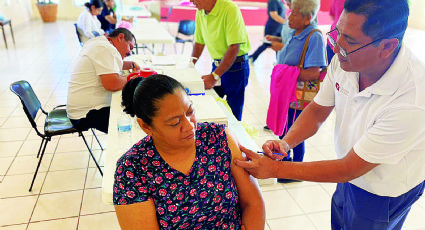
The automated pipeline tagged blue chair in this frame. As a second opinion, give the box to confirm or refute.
[74,23,83,47]
[174,20,195,54]
[10,80,103,191]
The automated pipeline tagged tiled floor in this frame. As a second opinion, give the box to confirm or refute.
[1,20,425,229]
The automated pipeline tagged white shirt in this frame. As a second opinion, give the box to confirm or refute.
[77,9,105,41]
[314,44,425,197]
[67,36,123,119]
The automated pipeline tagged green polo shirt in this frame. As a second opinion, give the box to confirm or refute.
[194,0,250,60]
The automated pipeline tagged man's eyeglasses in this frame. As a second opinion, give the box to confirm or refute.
[326,28,383,58]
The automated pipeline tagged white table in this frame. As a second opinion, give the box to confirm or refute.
[120,4,152,17]
[130,18,174,54]
[101,59,262,205]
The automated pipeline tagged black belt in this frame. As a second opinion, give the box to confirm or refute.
[214,54,248,66]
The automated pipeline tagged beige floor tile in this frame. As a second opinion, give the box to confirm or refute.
[0,106,18,118]
[55,136,91,153]
[85,167,103,189]
[0,157,14,176]
[403,204,425,230]
[41,169,86,193]
[0,195,37,226]
[78,212,120,230]
[1,116,32,129]
[260,182,285,192]
[287,185,331,214]
[88,149,105,168]
[81,188,115,215]
[0,141,23,157]
[7,154,53,175]
[17,139,58,156]
[308,211,331,230]
[27,217,78,230]
[262,190,304,219]
[267,215,316,230]
[0,128,31,142]
[49,151,89,171]
[0,173,46,198]
[0,224,28,230]
[319,183,337,197]
[31,190,83,222]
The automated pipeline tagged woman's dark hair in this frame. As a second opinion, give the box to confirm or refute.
[121,74,186,126]
[84,0,103,9]
[344,0,409,51]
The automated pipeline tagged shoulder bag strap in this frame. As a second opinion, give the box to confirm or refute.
[297,29,321,69]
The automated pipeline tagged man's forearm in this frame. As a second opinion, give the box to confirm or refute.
[283,102,333,149]
[213,44,240,76]
[191,42,205,65]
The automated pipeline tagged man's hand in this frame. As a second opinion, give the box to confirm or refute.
[262,140,289,160]
[270,41,284,51]
[132,62,141,71]
[202,74,217,90]
[233,145,280,179]
[265,35,282,43]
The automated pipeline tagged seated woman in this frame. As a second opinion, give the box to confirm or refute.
[77,0,105,43]
[113,75,265,229]
[266,0,326,180]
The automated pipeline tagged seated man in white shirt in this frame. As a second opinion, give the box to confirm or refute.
[235,0,425,229]
[67,28,140,134]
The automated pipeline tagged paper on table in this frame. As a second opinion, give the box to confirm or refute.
[151,56,176,66]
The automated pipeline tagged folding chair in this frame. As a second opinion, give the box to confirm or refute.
[174,20,195,54]
[10,80,103,191]
[74,23,84,47]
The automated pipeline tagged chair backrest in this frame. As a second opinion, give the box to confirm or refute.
[74,23,83,46]
[177,20,195,36]
[10,80,43,130]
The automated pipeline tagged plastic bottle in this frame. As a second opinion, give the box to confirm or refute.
[117,112,132,153]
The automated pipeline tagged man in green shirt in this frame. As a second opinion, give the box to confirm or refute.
[191,0,251,121]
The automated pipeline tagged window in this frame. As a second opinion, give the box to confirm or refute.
[73,0,86,7]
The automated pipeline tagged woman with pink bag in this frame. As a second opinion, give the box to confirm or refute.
[265,0,326,183]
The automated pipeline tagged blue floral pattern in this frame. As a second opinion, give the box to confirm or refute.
[113,122,242,229]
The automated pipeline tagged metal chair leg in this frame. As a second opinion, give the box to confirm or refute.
[9,21,15,46]
[36,138,46,158]
[80,132,103,176]
[91,128,104,151]
[181,42,185,54]
[29,138,49,191]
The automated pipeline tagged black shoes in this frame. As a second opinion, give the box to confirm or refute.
[263,125,271,131]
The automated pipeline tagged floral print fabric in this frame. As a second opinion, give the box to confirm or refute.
[113,122,242,229]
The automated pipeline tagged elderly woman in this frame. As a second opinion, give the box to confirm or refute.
[77,0,105,42]
[113,75,265,229]
[266,0,326,183]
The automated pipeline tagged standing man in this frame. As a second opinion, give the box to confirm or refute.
[67,28,140,134]
[190,0,251,121]
[249,0,286,63]
[235,0,425,229]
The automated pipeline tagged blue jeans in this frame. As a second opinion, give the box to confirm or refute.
[331,181,425,230]
[213,59,250,121]
[279,108,305,162]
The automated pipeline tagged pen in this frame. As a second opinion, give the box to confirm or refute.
[257,151,284,156]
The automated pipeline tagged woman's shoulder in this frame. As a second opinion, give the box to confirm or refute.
[116,136,154,167]
[197,122,226,135]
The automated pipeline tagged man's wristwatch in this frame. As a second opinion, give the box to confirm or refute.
[212,72,220,81]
